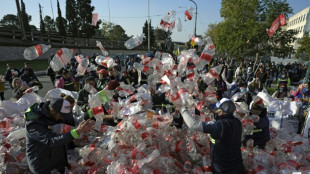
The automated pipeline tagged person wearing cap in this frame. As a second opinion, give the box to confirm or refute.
[25,98,95,174]
[180,98,244,173]
[77,77,97,112]
[96,69,110,91]
[244,102,270,149]
[277,69,290,87]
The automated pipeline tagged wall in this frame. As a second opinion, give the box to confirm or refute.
[0,46,148,61]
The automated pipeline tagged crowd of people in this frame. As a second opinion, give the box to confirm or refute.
[1,51,310,173]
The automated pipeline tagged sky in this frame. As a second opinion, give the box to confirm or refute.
[0,0,310,42]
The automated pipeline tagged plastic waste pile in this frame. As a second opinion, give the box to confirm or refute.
[2,43,310,173]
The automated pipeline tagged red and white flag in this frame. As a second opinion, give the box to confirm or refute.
[92,13,98,26]
[267,14,286,38]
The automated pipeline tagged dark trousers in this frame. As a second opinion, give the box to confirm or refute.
[0,92,4,101]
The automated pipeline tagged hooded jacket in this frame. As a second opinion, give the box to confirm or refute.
[25,102,79,174]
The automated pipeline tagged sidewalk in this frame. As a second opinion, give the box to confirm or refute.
[34,71,46,76]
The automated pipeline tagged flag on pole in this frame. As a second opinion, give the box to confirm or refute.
[92,13,98,26]
[267,14,286,38]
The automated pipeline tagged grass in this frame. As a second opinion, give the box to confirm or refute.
[0,59,49,75]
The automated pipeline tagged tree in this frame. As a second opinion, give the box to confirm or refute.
[66,0,78,36]
[0,14,19,29]
[154,28,172,51]
[39,3,46,34]
[20,0,31,32]
[205,23,218,39]
[142,20,155,47]
[296,32,310,61]
[101,21,127,40]
[56,17,68,32]
[77,0,94,38]
[211,0,296,59]
[44,15,56,33]
[56,0,66,36]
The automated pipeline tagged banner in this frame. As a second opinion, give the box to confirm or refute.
[267,13,286,38]
[92,13,98,26]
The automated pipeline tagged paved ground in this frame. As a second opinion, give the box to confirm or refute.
[4,72,55,100]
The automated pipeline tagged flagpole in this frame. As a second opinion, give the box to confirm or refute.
[148,0,150,52]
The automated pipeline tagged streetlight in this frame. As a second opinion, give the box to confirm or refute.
[188,0,197,36]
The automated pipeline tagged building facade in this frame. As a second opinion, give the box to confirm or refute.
[284,6,310,52]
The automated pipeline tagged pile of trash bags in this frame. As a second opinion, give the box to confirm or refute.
[1,49,310,173]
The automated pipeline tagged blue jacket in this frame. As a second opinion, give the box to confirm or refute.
[25,102,79,174]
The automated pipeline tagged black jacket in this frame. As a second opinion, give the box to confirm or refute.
[77,88,90,112]
[25,102,78,174]
[202,113,244,173]
[244,108,270,148]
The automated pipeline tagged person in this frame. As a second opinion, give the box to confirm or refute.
[46,65,56,85]
[180,98,244,173]
[59,93,76,126]
[120,71,131,85]
[77,77,97,112]
[0,76,5,101]
[127,57,135,71]
[12,77,29,100]
[25,98,95,174]
[244,102,270,149]
[20,62,36,78]
[128,67,139,86]
[56,69,76,91]
[272,83,290,99]
[5,63,20,89]
[256,66,267,91]
[20,68,43,89]
[214,75,227,101]
[226,61,234,83]
[95,69,110,91]
[277,71,290,88]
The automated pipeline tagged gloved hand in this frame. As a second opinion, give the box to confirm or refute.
[48,124,73,135]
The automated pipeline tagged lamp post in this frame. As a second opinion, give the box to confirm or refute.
[189,0,197,36]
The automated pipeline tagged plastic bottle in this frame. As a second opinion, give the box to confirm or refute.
[198,36,215,70]
[23,44,51,60]
[191,36,203,46]
[124,33,145,50]
[201,65,223,84]
[76,58,89,76]
[8,148,26,163]
[7,128,25,140]
[96,41,109,56]
[84,84,97,94]
[48,124,73,135]
[133,62,150,73]
[185,7,194,21]
[24,86,39,94]
[177,18,183,32]
[95,56,115,68]
[131,142,146,159]
[50,48,73,72]
[178,88,193,107]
